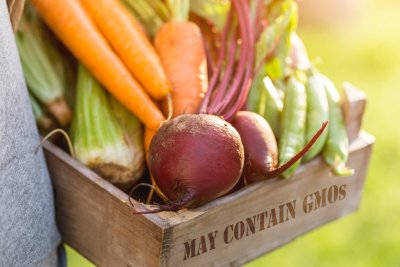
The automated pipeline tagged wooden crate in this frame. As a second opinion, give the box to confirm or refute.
[43,85,374,267]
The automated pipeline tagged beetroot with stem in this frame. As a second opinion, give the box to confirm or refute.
[232,111,328,184]
[142,114,244,213]
[136,0,255,214]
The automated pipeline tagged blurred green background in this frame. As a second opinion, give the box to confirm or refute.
[66,0,400,266]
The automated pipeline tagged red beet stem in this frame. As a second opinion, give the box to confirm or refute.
[199,10,233,113]
[208,30,238,114]
[212,0,249,117]
[266,121,329,178]
[200,0,255,120]
[204,39,215,79]
[253,0,267,41]
[223,0,255,121]
[213,19,248,115]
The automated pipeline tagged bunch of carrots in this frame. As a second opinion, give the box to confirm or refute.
[17,0,354,212]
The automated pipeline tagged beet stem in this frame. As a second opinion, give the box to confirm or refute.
[215,0,250,117]
[199,10,233,113]
[208,30,238,113]
[223,0,255,121]
[266,121,329,178]
[204,39,215,79]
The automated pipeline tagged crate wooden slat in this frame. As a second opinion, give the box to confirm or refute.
[342,82,367,141]
[43,87,374,267]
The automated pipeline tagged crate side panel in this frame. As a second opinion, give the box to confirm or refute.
[44,143,163,267]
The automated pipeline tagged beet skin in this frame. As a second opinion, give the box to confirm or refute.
[232,111,278,184]
[148,114,244,208]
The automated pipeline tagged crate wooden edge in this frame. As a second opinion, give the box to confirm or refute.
[43,129,373,230]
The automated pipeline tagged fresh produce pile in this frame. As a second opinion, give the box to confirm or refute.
[17,0,353,213]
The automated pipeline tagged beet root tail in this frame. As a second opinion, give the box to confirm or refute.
[266,121,329,178]
[132,191,195,215]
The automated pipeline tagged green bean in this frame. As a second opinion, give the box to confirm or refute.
[320,74,354,176]
[279,75,307,178]
[302,72,329,162]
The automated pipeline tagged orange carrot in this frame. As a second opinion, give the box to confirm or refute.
[155,21,208,117]
[151,0,207,118]
[80,0,171,100]
[31,0,165,130]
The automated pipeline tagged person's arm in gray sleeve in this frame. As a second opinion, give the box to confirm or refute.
[0,1,62,266]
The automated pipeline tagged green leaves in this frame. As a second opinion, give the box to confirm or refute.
[190,0,230,30]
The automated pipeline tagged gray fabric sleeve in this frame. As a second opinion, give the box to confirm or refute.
[0,1,61,267]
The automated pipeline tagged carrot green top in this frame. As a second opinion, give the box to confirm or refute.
[167,0,189,22]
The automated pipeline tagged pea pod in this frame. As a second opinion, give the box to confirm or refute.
[279,75,307,178]
[302,72,329,162]
[320,74,354,176]
[259,77,283,137]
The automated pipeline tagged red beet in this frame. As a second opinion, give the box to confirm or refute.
[145,114,244,212]
[232,111,328,184]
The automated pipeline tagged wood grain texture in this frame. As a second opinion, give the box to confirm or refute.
[43,86,373,267]
[343,82,367,141]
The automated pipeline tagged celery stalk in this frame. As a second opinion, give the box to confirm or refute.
[122,0,167,37]
[16,12,72,127]
[109,97,146,183]
[71,65,145,186]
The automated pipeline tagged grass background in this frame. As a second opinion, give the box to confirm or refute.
[66,0,400,266]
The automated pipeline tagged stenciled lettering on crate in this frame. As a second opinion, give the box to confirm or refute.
[182,184,347,261]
